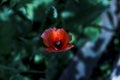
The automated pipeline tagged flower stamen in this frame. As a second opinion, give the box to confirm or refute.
[54,40,62,49]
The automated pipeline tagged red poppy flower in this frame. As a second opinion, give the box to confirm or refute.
[41,27,74,52]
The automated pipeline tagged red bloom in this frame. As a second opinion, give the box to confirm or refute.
[41,27,74,52]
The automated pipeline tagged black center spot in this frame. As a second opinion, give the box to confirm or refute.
[54,40,63,49]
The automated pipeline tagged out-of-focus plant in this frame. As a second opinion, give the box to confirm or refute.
[0,0,111,80]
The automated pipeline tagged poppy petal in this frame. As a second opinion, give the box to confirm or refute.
[41,28,52,47]
[44,47,59,52]
[44,44,74,52]
[56,29,70,46]
[60,44,74,52]
[58,29,71,48]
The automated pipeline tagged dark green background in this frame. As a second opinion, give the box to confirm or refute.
[0,0,115,80]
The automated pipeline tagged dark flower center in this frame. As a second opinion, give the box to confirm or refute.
[54,40,63,49]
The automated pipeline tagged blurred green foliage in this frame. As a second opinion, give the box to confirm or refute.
[0,0,110,80]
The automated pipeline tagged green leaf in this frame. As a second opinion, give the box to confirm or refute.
[62,0,106,26]
[84,26,100,41]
